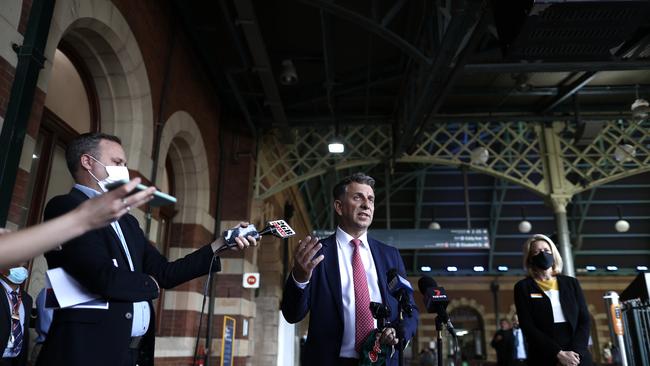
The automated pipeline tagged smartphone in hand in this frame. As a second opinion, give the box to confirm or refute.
[104,179,177,207]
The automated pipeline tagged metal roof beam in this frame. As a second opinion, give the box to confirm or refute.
[381,0,408,28]
[297,0,432,66]
[232,0,290,131]
[396,3,488,154]
[540,72,598,114]
[465,61,650,73]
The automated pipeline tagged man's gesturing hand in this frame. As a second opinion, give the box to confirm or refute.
[291,236,324,283]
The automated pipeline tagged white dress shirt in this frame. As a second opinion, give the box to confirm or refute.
[543,288,567,323]
[335,228,382,358]
[513,327,527,359]
[293,227,382,358]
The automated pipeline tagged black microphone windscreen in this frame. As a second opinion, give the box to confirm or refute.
[387,268,398,279]
[418,276,438,295]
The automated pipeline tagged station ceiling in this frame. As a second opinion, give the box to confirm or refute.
[174,0,650,275]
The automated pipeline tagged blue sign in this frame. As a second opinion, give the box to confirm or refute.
[220,316,236,366]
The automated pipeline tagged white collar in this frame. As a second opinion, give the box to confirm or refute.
[335,226,369,247]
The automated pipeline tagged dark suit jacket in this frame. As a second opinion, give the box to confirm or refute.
[0,287,32,366]
[36,188,220,366]
[281,234,419,366]
[514,275,592,366]
[490,328,514,366]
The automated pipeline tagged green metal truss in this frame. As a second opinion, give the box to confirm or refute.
[255,120,650,200]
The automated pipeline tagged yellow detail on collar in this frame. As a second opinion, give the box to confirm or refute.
[535,277,558,291]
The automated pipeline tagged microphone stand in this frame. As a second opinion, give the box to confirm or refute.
[435,316,443,366]
[395,294,404,366]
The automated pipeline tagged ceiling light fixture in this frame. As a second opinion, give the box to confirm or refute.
[428,207,441,230]
[470,146,489,165]
[328,140,344,153]
[497,266,509,272]
[614,143,636,163]
[631,85,650,119]
[615,206,630,233]
[428,221,441,230]
[328,121,344,154]
[512,73,532,92]
[279,59,298,85]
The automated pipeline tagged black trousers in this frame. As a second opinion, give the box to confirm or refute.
[338,357,359,366]
[0,358,19,366]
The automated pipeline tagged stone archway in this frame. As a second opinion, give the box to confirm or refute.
[41,0,154,174]
[157,110,212,230]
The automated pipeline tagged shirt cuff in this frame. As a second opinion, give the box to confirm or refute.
[291,271,309,289]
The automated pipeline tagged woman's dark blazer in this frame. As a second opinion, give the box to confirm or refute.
[514,275,593,366]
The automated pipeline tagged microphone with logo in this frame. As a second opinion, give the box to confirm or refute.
[418,275,456,336]
[418,276,456,366]
[214,220,296,253]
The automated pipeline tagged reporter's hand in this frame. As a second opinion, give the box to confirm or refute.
[76,178,155,230]
[291,236,324,283]
[210,222,258,253]
[0,228,10,236]
[557,350,580,366]
[378,327,399,346]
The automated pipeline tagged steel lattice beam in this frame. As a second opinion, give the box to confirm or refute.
[256,119,650,201]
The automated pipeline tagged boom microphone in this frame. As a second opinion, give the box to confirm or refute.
[215,220,296,253]
[418,276,456,336]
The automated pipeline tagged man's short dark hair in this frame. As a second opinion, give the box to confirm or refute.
[66,132,122,178]
[332,172,375,200]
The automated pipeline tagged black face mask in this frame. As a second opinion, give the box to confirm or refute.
[531,251,554,270]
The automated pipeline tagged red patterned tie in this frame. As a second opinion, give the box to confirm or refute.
[351,239,373,352]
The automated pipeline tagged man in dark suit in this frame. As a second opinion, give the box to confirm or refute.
[490,319,515,366]
[0,265,33,366]
[281,173,419,366]
[36,132,256,366]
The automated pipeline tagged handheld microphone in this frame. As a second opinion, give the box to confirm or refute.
[369,302,391,329]
[386,269,414,317]
[216,220,296,253]
[418,276,456,336]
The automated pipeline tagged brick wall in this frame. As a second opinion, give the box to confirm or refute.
[2,0,261,364]
[0,57,16,118]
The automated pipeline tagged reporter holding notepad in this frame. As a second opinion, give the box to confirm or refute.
[36,132,258,366]
[514,234,592,366]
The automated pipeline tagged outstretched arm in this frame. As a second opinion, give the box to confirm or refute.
[0,178,154,269]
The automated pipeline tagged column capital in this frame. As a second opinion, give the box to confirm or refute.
[549,194,572,213]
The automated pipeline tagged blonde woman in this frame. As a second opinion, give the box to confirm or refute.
[514,234,592,366]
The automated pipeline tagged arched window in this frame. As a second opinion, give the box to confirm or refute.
[448,306,486,362]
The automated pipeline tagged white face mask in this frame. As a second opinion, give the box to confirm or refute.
[86,155,130,192]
